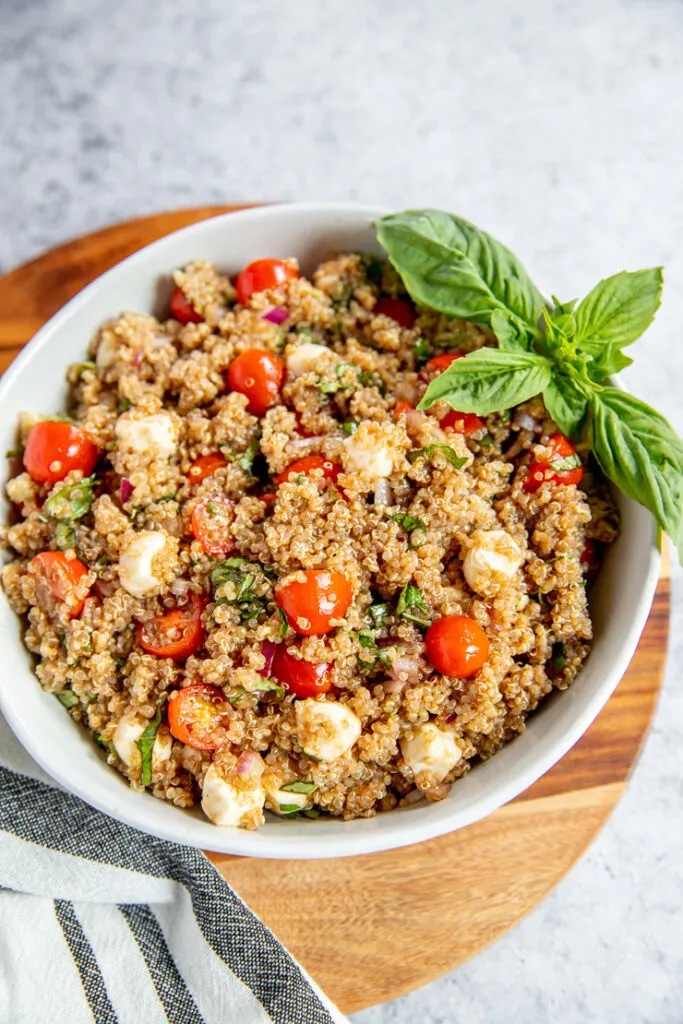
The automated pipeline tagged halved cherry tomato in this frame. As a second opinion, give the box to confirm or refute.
[294,412,315,438]
[167,682,231,750]
[260,492,277,509]
[187,452,228,484]
[271,642,332,698]
[394,399,415,418]
[227,349,284,416]
[440,409,485,436]
[425,615,489,678]
[28,551,90,618]
[191,497,235,558]
[524,433,584,493]
[375,297,415,329]
[235,259,299,306]
[275,455,341,487]
[24,421,98,484]
[170,286,203,325]
[275,568,353,636]
[139,592,206,661]
[420,352,464,381]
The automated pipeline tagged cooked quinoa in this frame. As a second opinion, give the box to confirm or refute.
[0,252,619,829]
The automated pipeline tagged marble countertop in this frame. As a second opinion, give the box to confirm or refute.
[1,0,682,1020]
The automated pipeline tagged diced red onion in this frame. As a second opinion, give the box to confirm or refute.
[132,350,143,367]
[169,577,192,598]
[288,436,323,451]
[404,409,424,430]
[120,478,133,503]
[259,640,277,678]
[236,750,265,780]
[373,478,393,506]
[403,788,424,805]
[262,307,289,325]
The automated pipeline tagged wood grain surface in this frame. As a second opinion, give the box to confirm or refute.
[0,206,669,1015]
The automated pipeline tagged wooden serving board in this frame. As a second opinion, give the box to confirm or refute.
[0,206,670,1015]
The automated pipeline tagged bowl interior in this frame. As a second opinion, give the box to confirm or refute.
[0,203,660,858]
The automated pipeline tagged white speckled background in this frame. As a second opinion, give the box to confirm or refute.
[1,0,682,1019]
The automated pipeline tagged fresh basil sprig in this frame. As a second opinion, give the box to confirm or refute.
[375,209,681,560]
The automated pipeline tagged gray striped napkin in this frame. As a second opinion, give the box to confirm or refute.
[0,715,347,1024]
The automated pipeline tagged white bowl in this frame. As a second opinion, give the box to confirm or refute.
[0,203,661,859]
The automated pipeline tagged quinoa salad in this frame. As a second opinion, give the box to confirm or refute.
[1,247,619,830]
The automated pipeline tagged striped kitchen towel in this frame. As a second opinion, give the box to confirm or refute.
[0,716,347,1024]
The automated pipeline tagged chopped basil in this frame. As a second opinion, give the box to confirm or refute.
[257,679,285,699]
[396,583,431,627]
[211,557,272,622]
[342,421,359,436]
[5,448,23,459]
[362,255,384,282]
[319,363,385,396]
[44,475,98,523]
[94,733,113,753]
[549,453,582,472]
[551,641,566,673]
[239,430,261,475]
[414,336,430,363]
[156,493,177,504]
[276,606,289,640]
[115,657,126,669]
[302,808,320,819]
[332,282,354,309]
[281,780,317,794]
[478,432,495,447]
[278,803,302,813]
[75,360,96,379]
[368,601,389,628]
[407,444,467,470]
[54,522,77,550]
[137,708,162,788]
[388,511,427,549]
[57,689,78,709]
[117,396,133,413]
[206,501,218,519]
[357,630,377,649]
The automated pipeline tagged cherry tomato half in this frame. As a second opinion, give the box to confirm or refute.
[138,592,206,661]
[28,551,90,618]
[425,615,489,678]
[235,259,299,306]
[275,455,341,487]
[394,399,415,418]
[524,433,584,493]
[375,297,415,329]
[275,568,353,636]
[24,421,98,484]
[227,349,284,416]
[187,452,228,484]
[191,497,235,558]
[271,642,332,698]
[440,409,485,436]
[420,352,464,381]
[170,286,204,325]
[167,682,231,750]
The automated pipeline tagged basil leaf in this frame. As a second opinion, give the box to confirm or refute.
[57,689,78,709]
[584,341,634,383]
[590,388,683,559]
[389,512,426,534]
[342,421,358,436]
[375,211,544,335]
[396,583,431,627]
[490,309,533,352]
[54,522,77,550]
[407,444,468,469]
[257,679,285,699]
[414,337,431,363]
[281,780,317,794]
[368,602,389,628]
[276,606,289,640]
[44,475,98,523]
[549,453,582,472]
[574,268,663,352]
[137,708,162,788]
[419,348,551,415]
[239,430,261,474]
[542,374,590,440]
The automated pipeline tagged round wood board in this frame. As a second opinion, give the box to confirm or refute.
[0,206,670,1015]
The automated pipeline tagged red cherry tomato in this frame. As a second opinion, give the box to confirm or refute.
[294,412,315,438]
[440,409,485,436]
[275,455,341,487]
[394,399,415,418]
[524,433,584,493]
[170,286,203,325]
[235,259,299,306]
[187,452,228,484]
[28,551,90,618]
[271,643,332,698]
[23,421,98,484]
[167,683,231,750]
[191,497,235,558]
[375,297,415,329]
[138,592,206,661]
[275,569,353,636]
[420,352,464,381]
[425,615,489,678]
[227,349,284,416]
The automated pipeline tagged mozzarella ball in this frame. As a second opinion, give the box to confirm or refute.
[285,342,334,379]
[463,529,524,597]
[342,433,393,480]
[295,699,362,761]
[201,764,265,829]
[118,530,178,597]
[115,413,178,462]
[96,335,119,371]
[400,723,462,782]
[112,714,173,770]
